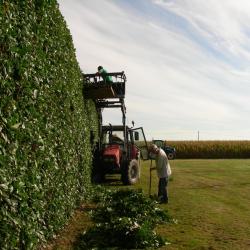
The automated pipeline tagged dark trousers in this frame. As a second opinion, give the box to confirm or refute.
[158,177,168,202]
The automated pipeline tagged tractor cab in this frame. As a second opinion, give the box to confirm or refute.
[101,125,148,159]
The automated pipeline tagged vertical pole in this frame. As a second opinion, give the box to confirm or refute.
[149,159,152,196]
[97,107,103,149]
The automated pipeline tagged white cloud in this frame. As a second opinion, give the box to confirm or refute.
[58,0,250,140]
[154,0,250,63]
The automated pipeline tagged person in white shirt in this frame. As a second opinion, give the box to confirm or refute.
[149,144,172,204]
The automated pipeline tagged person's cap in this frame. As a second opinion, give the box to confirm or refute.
[98,66,103,70]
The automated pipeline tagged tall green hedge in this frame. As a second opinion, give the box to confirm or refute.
[0,1,99,249]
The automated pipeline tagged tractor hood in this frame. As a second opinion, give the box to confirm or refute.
[103,145,121,166]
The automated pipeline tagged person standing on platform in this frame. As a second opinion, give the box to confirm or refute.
[97,66,113,84]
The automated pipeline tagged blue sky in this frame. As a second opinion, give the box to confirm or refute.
[58,0,250,140]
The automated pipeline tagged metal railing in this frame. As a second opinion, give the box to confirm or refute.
[84,71,126,85]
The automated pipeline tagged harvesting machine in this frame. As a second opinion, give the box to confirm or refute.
[84,71,149,185]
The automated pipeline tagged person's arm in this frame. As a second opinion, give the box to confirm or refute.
[157,155,165,172]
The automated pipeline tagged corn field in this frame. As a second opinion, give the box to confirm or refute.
[167,140,250,159]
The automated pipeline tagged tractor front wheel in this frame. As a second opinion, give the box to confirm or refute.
[167,152,175,160]
[121,159,140,185]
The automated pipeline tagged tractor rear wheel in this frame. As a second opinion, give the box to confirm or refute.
[121,159,140,185]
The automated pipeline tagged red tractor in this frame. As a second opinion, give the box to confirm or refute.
[92,124,149,185]
[84,71,149,184]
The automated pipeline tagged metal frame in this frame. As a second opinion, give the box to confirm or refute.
[83,71,127,147]
[84,71,126,84]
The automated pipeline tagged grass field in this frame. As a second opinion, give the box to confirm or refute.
[138,159,250,250]
[43,159,250,250]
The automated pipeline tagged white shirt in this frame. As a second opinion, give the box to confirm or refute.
[155,148,172,178]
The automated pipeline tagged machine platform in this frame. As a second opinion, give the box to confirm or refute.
[84,71,126,99]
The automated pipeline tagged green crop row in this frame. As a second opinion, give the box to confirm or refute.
[0,1,99,249]
[76,188,171,249]
[167,141,250,159]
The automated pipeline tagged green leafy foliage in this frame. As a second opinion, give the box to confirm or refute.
[0,1,99,249]
[75,188,171,249]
